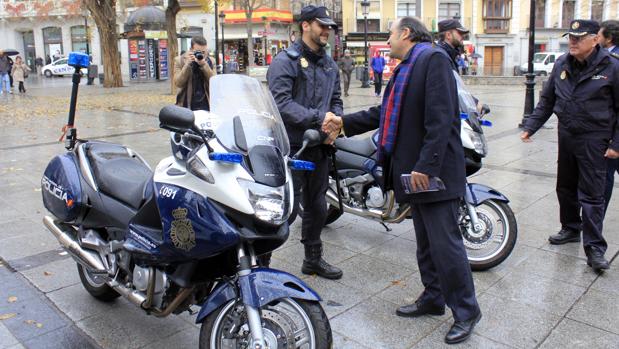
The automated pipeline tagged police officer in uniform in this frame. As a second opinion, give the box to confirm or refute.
[599,20,619,213]
[267,5,344,279]
[521,20,619,272]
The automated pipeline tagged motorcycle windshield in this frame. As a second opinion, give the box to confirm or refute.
[453,71,482,131]
[209,75,290,156]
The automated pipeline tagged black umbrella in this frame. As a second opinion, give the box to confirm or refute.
[1,49,19,56]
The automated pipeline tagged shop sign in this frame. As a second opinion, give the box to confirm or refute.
[145,30,168,39]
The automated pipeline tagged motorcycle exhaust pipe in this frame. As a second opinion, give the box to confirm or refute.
[42,216,107,274]
[325,190,385,220]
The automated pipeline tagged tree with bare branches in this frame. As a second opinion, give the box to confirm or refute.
[239,0,263,70]
[82,0,123,87]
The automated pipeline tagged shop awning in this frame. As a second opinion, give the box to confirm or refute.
[222,8,293,24]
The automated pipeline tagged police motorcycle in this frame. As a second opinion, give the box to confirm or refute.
[307,72,517,271]
[41,52,332,349]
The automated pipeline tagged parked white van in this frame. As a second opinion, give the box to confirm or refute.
[519,52,565,76]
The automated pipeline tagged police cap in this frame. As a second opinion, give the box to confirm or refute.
[299,5,337,28]
[563,19,600,37]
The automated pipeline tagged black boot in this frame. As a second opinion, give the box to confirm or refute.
[548,228,581,245]
[301,244,343,280]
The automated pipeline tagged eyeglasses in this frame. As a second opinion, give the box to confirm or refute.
[568,34,596,42]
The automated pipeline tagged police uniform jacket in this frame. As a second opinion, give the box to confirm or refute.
[342,46,465,204]
[523,46,619,151]
[267,40,343,147]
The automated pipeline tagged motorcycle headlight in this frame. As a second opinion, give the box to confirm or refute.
[187,154,215,184]
[463,128,488,157]
[238,179,289,225]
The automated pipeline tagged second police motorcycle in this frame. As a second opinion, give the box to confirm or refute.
[40,52,332,349]
[294,72,518,271]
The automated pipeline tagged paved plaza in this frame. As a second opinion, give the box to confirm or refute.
[0,75,618,348]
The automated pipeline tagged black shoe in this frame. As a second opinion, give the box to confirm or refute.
[396,301,445,317]
[548,228,581,245]
[587,250,610,272]
[445,311,482,344]
[301,244,343,280]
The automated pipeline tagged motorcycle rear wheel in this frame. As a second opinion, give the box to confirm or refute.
[76,264,120,302]
[460,199,517,271]
[199,298,332,349]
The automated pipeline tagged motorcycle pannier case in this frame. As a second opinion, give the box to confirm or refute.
[41,153,85,223]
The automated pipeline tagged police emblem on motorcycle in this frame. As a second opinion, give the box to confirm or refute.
[170,207,196,251]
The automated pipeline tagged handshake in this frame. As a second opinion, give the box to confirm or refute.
[321,112,344,144]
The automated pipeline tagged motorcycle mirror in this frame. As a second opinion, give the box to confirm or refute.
[292,129,322,159]
[480,104,491,116]
[159,105,195,133]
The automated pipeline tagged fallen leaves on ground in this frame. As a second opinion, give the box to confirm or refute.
[7,296,17,303]
[24,319,44,328]
[0,313,17,320]
[43,271,52,276]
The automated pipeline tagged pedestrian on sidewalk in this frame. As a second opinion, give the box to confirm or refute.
[521,19,619,272]
[11,56,31,93]
[338,49,355,97]
[323,17,481,344]
[35,56,43,74]
[0,50,11,95]
[371,51,385,96]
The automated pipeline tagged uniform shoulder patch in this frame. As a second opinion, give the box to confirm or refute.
[285,47,300,60]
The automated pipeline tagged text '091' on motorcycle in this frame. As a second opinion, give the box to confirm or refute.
[41,52,332,349]
[296,71,517,271]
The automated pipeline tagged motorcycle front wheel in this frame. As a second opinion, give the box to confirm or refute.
[460,199,518,271]
[199,298,332,349]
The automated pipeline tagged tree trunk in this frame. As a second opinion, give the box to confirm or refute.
[166,0,181,95]
[246,9,254,71]
[83,0,123,87]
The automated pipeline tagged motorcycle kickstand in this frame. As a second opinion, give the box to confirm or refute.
[379,222,392,232]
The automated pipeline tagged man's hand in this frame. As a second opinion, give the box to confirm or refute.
[605,148,619,159]
[410,171,430,192]
[323,130,339,145]
[322,112,343,134]
[187,51,206,66]
[520,131,532,143]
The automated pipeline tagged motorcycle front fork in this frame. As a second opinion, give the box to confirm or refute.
[237,245,267,349]
[464,187,483,234]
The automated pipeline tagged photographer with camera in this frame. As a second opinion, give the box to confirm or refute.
[174,36,216,111]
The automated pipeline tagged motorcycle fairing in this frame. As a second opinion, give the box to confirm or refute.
[195,268,321,323]
[42,153,83,223]
[466,183,510,205]
[124,182,240,261]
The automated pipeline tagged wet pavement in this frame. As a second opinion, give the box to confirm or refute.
[0,76,618,348]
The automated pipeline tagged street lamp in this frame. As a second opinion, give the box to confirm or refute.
[361,0,370,88]
[82,8,90,55]
[219,12,226,73]
[520,0,536,128]
[262,16,268,66]
[214,0,220,67]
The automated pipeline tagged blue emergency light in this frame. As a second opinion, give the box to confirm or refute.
[68,52,90,69]
[209,152,244,164]
[289,159,315,171]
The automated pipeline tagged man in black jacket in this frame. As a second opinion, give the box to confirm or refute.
[323,17,480,344]
[436,19,469,71]
[267,5,343,279]
[521,20,619,272]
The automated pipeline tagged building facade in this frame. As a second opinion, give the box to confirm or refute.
[0,0,216,80]
[340,0,619,75]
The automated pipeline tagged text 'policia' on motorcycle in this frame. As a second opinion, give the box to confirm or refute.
[41,51,333,348]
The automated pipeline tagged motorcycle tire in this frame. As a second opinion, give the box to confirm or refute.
[461,199,518,271]
[290,204,343,226]
[199,298,332,349]
[76,264,120,302]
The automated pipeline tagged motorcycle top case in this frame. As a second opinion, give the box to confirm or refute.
[41,153,84,223]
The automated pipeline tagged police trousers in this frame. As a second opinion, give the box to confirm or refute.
[290,145,330,246]
[557,132,608,254]
[411,199,480,322]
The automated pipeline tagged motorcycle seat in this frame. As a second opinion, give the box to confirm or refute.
[334,135,376,157]
[86,142,152,210]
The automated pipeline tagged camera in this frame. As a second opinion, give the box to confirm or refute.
[194,50,205,61]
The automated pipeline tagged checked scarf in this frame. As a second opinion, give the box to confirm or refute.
[377,42,432,164]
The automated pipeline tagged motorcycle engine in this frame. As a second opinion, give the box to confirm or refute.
[133,265,169,308]
[365,186,386,208]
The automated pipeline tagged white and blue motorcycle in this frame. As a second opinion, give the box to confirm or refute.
[41,52,331,349]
